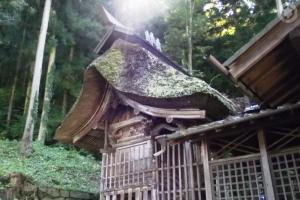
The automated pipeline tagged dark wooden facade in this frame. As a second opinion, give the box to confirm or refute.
[55,7,300,200]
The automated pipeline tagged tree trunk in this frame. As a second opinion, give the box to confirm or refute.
[21,0,52,156]
[187,0,194,75]
[37,44,56,144]
[62,90,68,116]
[23,62,34,116]
[6,29,26,131]
[276,0,283,17]
[62,47,74,116]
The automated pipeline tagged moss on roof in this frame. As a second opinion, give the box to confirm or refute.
[91,39,236,112]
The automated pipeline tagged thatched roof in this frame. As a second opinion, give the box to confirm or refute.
[92,39,236,112]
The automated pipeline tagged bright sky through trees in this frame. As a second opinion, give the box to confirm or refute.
[113,0,170,29]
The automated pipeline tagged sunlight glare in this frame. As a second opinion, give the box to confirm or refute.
[113,0,169,29]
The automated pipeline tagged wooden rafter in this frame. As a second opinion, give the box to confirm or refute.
[268,126,300,150]
[219,132,256,158]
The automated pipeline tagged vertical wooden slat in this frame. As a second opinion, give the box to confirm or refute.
[120,151,125,188]
[143,190,148,200]
[291,153,300,188]
[186,142,196,200]
[132,147,135,186]
[128,148,131,186]
[112,193,116,200]
[139,145,142,184]
[161,144,165,200]
[253,159,261,198]
[258,129,276,200]
[246,161,254,197]
[120,190,125,200]
[221,164,228,199]
[183,142,189,200]
[277,156,288,200]
[233,161,241,200]
[240,160,247,198]
[100,153,106,200]
[167,144,170,200]
[109,153,113,189]
[151,189,157,200]
[195,144,202,200]
[178,143,183,200]
[135,188,141,200]
[114,150,118,189]
[128,188,133,200]
[172,144,176,199]
[216,164,222,199]
[105,153,109,190]
[201,137,213,200]
[154,141,159,200]
[143,142,146,185]
[284,155,295,198]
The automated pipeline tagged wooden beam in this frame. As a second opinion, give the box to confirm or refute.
[109,116,146,136]
[201,137,213,200]
[208,55,229,75]
[257,129,275,200]
[119,94,206,120]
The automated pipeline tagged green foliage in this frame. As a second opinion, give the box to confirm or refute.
[0,89,9,135]
[161,0,276,96]
[0,140,101,193]
[0,0,106,142]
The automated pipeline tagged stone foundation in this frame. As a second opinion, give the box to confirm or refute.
[0,174,98,200]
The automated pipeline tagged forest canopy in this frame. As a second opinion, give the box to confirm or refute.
[0,0,279,147]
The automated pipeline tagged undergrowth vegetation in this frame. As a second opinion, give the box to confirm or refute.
[0,140,100,193]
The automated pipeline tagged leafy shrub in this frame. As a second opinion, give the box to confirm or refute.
[0,140,101,193]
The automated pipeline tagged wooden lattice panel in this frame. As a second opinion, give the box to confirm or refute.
[210,155,265,200]
[270,149,300,200]
[155,141,204,200]
[101,140,154,194]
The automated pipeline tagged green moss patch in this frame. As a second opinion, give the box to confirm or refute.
[92,40,236,112]
[92,48,124,84]
[0,140,100,193]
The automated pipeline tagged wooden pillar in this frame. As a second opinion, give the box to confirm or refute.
[201,137,213,200]
[185,141,196,200]
[258,129,276,200]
